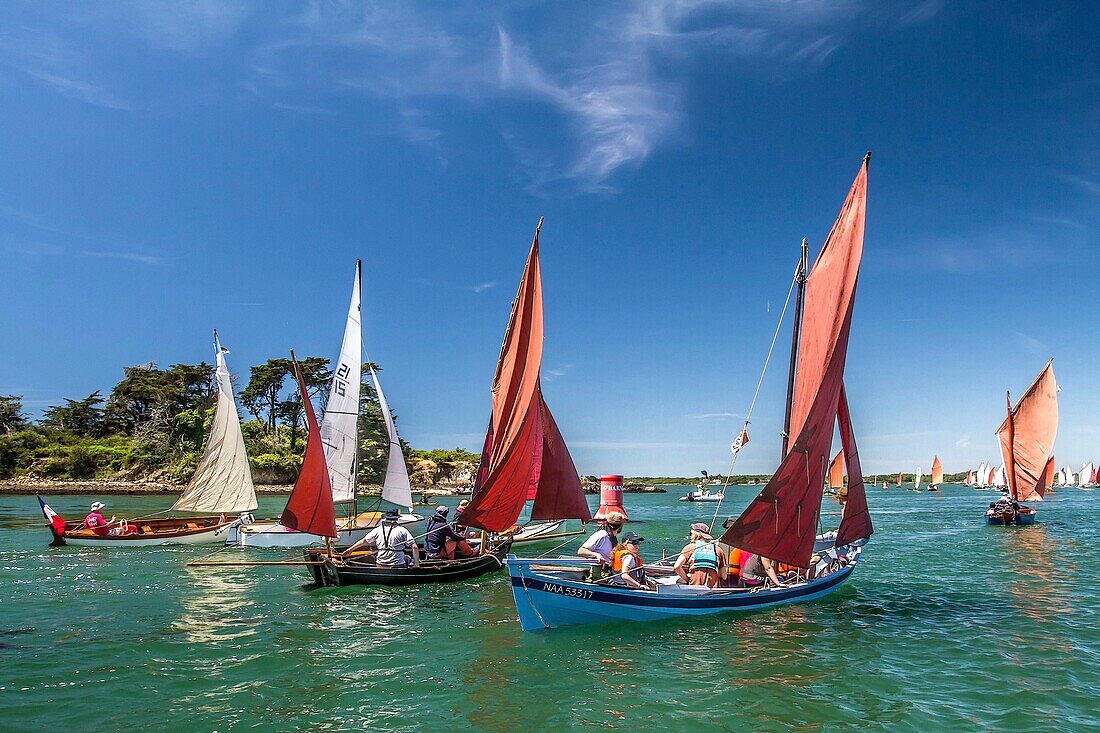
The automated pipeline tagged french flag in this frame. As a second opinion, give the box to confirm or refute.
[37,496,67,537]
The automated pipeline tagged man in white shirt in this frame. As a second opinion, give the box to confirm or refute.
[577,511,625,567]
[344,509,419,567]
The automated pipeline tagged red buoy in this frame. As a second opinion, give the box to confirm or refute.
[593,474,627,521]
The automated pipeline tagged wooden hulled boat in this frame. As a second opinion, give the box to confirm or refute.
[984,361,1057,526]
[309,219,590,587]
[508,155,875,630]
[306,540,512,586]
[42,331,258,547]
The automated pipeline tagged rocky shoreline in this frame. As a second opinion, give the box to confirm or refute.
[0,476,669,496]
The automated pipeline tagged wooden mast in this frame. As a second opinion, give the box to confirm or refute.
[781,238,809,460]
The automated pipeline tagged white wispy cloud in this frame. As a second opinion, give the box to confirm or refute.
[472,281,496,293]
[544,364,573,381]
[572,440,698,450]
[81,250,159,265]
[956,435,971,448]
[1013,332,1048,358]
[690,412,742,420]
[0,2,941,190]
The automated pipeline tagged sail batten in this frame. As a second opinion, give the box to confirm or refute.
[172,333,257,514]
[321,261,363,505]
[461,222,590,532]
[720,156,868,568]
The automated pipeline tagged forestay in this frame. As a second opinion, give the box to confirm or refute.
[320,260,363,505]
[173,333,257,513]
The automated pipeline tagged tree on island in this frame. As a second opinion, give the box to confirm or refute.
[40,391,106,437]
[0,395,27,435]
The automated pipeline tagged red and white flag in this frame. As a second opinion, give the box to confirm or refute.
[730,427,750,454]
[37,496,66,536]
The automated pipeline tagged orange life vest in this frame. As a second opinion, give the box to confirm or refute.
[611,546,642,573]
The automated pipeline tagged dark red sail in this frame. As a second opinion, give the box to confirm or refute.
[835,384,873,547]
[720,155,868,567]
[996,361,1057,502]
[461,222,589,532]
[280,354,337,538]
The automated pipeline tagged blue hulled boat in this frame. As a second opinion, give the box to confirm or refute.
[505,154,876,632]
[508,539,862,631]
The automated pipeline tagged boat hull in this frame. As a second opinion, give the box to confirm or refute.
[305,540,512,587]
[57,516,234,547]
[507,546,861,631]
[985,511,1036,525]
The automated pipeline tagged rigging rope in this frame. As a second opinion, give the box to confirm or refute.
[708,259,801,531]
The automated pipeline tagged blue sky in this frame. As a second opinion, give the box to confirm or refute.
[2,1,1098,477]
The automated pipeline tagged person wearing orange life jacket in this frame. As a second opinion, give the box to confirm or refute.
[609,532,646,588]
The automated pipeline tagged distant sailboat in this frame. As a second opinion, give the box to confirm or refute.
[986,361,1057,525]
[1081,462,1097,489]
[965,470,975,487]
[41,331,257,547]
[913,466,923,492]
[974,461,988,489]
[827,450,846,497]
[929,456,943,491]
[895,472,903,488]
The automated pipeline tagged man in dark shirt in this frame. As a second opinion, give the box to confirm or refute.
[424,506,476,559]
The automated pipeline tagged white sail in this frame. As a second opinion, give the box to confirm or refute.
[975,461,987,487]
[994,464,1007,487]
[370,366,412,511]
[320,261,363,505]
[1060,467,1070,486]
[173,333,258,513]
[1081,462,1093,486]
[914,467,922,491]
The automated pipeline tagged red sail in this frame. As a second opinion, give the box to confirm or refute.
[721,156,867,567]
[280,355,337,538]
[836,384,872,547]
[1040,455,1055,492]
[996,361,1057,503]
[461,224,589,532]
[931,456,943,486]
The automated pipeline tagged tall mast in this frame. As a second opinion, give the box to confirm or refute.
[781,237,809,460]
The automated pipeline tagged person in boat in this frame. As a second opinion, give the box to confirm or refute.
[673,523,727,588]
[739,551,785,587]
[344,509,419,567]
[609,532,646,588]
[453,499,473,536]
[577,511,624,568]
[84,501,117,536]
[424,506,475,560]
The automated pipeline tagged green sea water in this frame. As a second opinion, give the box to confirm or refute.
[2,486,1099,732]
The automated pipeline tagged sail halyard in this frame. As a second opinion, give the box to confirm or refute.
[320,260,363,505]
[462,221,590,532]
[369,366,413,511]
[720,155,868,568]
[172,331,258,514]
[280,352,338,538]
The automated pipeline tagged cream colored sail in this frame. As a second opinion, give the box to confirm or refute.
[321,261,362,505]
[173,333,257,513]
[370,366,412,511]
